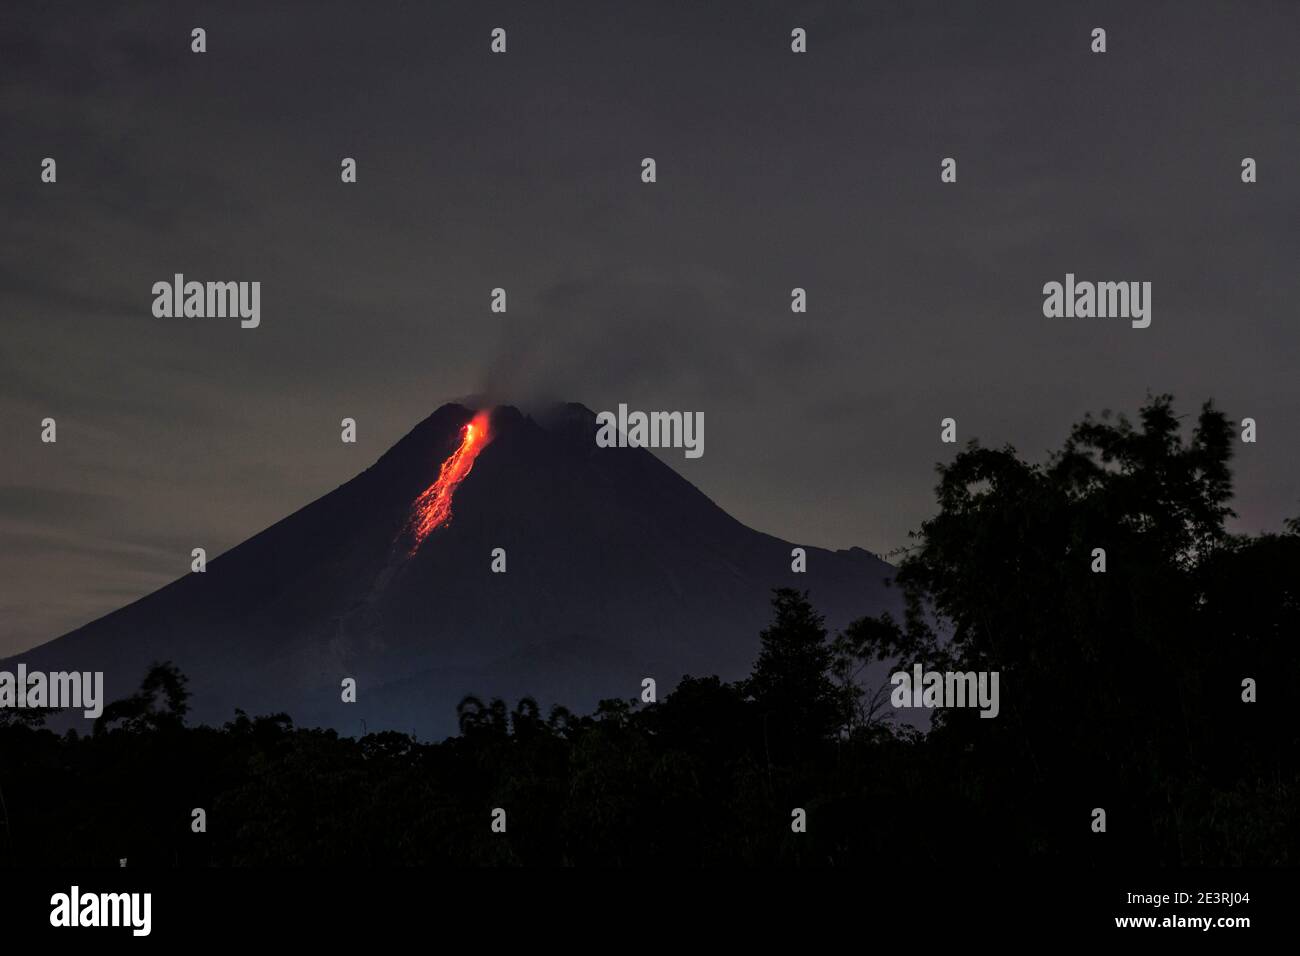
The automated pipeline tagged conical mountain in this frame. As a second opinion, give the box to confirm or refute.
[7,403,901,738]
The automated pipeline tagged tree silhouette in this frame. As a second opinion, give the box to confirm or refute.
[3,395,1295,866]
[742,588,842,759]
[93,661,190,735]
[844,394,1300,863]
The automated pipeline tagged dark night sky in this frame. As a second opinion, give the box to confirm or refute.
[2,0,1297,655]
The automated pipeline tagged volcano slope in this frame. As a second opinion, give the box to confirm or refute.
[8,404,902,738]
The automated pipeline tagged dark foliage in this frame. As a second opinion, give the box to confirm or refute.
[1,396,1295,866]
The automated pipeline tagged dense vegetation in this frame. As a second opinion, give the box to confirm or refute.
[2,395,1296,866]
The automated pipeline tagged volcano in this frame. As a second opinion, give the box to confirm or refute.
[7,404,901,738]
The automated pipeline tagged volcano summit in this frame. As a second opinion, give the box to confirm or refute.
[7,404,900,738]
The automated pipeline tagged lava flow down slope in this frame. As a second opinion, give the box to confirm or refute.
[8,404,902,738]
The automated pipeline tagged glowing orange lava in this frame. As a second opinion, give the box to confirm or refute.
[405,411,491,551]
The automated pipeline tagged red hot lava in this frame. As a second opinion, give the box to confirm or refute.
[405,411,492,551]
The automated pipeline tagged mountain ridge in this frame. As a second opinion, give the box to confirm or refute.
[6,402,902,738]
